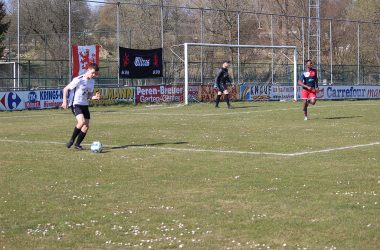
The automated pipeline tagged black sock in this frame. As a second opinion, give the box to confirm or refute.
[70,127,81,142]
[225,94,230,106]
[303,103,309,117]
[75,131,87,146]
[215,95,221,106]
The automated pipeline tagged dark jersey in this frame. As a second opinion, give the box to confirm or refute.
[299,68,318,89]
[215,67,231,91]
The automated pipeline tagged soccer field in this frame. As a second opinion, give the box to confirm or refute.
[1,100,379,249]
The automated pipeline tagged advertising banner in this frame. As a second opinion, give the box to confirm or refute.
[188,85,199,102]
[240,83,272,101]
[0,90,63,111]
[318,85,380,99]
[135,85,184,104]
[270,85,301,100]
[240,84,380,101]
[91,87,135,105]
[198,84,238,102]
[119,47,163,78]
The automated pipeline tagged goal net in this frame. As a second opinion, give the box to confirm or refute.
[178,43,298,104]
[0,61,17,90]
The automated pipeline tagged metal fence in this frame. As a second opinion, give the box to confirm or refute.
[1,1,379,90]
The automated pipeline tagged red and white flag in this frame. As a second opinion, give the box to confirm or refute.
[72,44,100,77]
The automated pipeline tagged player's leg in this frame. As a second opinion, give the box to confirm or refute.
[74,107,91,150]
[302,99,309,120]
[215,91,222,108]
[223,89,232,109]
[301,89,309,120]
[66,106,85,148]
[308,90,317,105]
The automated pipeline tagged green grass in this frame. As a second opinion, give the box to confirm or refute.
[1,100,379,249]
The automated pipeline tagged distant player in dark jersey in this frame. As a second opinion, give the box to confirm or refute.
[61,63,100,150]
[214,60,233,109]
[298,59,319,120]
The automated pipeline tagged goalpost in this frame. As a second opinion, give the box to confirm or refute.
[0,61,17,89]
[182,43,298,105]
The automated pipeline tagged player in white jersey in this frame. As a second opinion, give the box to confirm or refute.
[61,63,100,150]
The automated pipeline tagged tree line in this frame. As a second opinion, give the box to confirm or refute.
[0,0,379,84]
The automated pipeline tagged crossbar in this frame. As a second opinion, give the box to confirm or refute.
[182,43,298,104]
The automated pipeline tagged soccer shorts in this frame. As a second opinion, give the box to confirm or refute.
[71,105,91,119]
[214,83,225,92]
[301,88,317,100]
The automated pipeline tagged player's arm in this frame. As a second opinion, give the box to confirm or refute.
[298,75,311,90]
[298,80,310,89]
[61,85,70,109]
[61,78,79,109]
[214,69,224,91]
[315,70,319,90]
[91,90,101,100]
[87,91,93,100]
[226,74,232,84]
[215,69,223,85]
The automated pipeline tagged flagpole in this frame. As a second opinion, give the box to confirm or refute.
[117,2,120,87]
[68,0,72,82]
[17,0,20,89]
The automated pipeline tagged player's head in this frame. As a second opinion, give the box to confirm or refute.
[305,59,312,69]
[222,60,231,68]
[85,63,99,79]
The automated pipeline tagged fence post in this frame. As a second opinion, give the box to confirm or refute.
[237,11,240,84]
[357,23,360,85]
[28,60,31,90]
[160,0,165,84]
[200,8,204,84]
[329,20,333,84]
[271,15,274,84]
[68,0,72,82]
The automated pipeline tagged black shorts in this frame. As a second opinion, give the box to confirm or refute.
[71,105,90,119]
[214,83,227,92]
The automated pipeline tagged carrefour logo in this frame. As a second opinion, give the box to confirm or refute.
[0,92,22,110]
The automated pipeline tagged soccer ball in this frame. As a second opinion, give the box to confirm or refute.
[90,141,103,153]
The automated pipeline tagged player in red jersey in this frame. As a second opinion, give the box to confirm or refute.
[298,60,319,120]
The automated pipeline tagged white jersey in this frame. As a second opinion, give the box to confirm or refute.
[67,75,95,106]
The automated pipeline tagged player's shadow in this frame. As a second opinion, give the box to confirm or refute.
[322,115,363,120]
[109,141,188,150]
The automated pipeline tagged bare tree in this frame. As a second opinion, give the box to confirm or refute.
[7,0,90,80]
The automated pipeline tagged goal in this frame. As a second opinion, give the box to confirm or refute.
[181,43,298,104]
[0,61,17,89]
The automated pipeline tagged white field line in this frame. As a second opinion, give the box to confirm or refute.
[0,102,379,119]
[1,139,379,157]
[0,104,185,119]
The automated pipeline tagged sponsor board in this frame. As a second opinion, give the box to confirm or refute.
[199,84,238,102]
[270,85,301,100]
[2,85,380,110]
[119,47,163,78]
[94,88,134,101]
[240,83,272,101]
[240,84,380,101]
[0,90,63,111]
[135,86,184,104]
